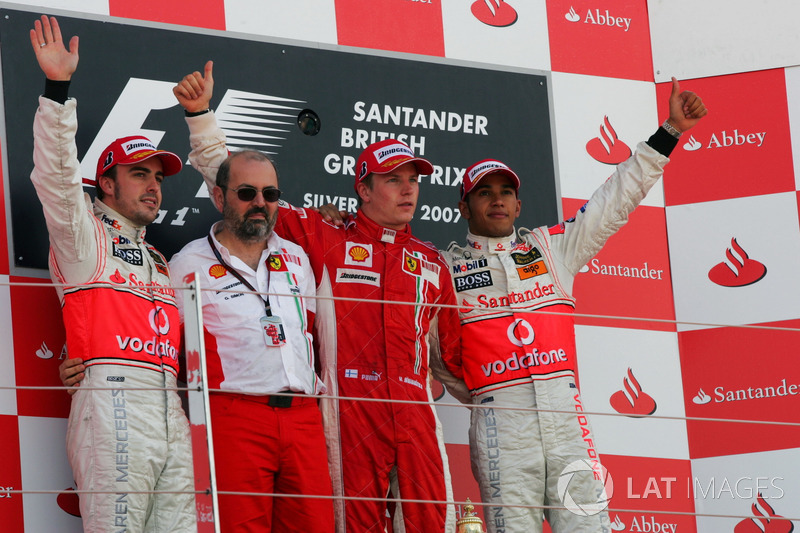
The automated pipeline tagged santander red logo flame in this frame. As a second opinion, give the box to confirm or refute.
[609,368,656,417]
[431,378,445,401]
[110,269,126,284]
[734,493,793,533]
[708,238,767,287]
[471,0,518,27]
[586,116,632,164]
[57,487,81,517]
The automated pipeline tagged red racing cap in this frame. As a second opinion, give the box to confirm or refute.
[354,139,434,191]
[461,159,521,200]
[91,136,183,185]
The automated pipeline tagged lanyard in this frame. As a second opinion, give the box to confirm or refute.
[207,234,274,317]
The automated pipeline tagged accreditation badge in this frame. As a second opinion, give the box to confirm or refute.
[260,315,286,347]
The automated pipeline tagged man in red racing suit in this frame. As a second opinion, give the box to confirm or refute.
[177,61,463,532]
[29,16,195,532]
[440,79,707,532]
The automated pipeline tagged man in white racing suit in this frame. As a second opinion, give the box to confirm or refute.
[440,79,707,532]
[30,16,195,531]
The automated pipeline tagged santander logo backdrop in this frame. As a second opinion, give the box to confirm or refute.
[471,0,518,27]
[10,279,70,419]
[335,0,445,56]
[658,69,795,207]
[679,321,800,459]
[0,416,23,533]
[567,198,675,332]
[599,454,697,530]
[546,0,653,81]
[585,115,632,165]
[110,0,226,30]
[707,238,767,288]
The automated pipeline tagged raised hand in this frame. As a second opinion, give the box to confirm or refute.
[30,15,79,81]
[173,60,214,113]
[667,76,708,133]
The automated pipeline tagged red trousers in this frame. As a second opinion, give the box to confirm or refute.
[210,393,334,532]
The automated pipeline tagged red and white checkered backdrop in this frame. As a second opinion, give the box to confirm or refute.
[2,1,799,531]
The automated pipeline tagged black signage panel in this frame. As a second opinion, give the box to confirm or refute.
[1,9,557,270]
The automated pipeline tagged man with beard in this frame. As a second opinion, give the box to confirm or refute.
[168,150,335,531]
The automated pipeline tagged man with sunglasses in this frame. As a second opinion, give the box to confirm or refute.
[167,148,335,531]
[173,61,463,532]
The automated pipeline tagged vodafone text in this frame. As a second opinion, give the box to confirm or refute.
[116,335,179,362]
[574,395,602,478]
[481,349,567,377]
[625,475,784,500]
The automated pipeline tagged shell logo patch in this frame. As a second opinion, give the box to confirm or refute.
[349,245,370,262]
[345,242,373,267]
[209,264,227,279]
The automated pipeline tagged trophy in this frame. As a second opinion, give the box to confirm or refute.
[456,498,486,533]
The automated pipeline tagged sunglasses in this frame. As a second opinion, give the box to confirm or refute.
[226,185,282,203]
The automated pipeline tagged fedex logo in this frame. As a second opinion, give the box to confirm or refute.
[100,213,122,230]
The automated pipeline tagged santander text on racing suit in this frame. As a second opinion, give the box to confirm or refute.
[31,96,195,531]
[185,111,463,532]
[441,129,679,533]
[169,224,334,530]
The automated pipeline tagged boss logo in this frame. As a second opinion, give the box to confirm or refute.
[113,244,143,266]
[455,270,493,292]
